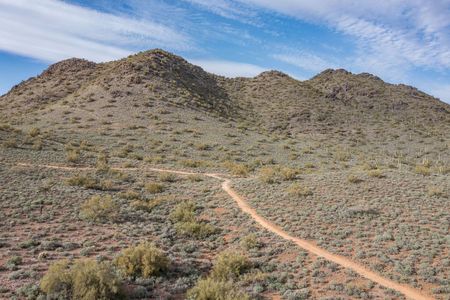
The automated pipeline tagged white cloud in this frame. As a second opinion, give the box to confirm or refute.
[0,0,191,62]
[189,59,267,77]
[237,0,450,72]
[182,0,257,23]
[273,52,336,73]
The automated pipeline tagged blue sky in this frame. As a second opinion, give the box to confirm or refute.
[1,0,449,103]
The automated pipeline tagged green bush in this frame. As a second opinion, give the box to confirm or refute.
[211,252,250,281]
[187,277,249,300]
[175,221,216,239]
[131,197,165,212]
[170,201,196,223]
[79,195,118,223]
[170,202,216,239]
[40,259,123,300]
[114,242,168,278]
[240,234,261,250]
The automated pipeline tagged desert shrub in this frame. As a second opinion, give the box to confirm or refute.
[427,186,445,197]
[28,127,40,137]
[158,172,177,182]
[32,139,43,150]
[131,198,165,212]
[223,161,249,177]
[79,195,118,223]
[335,150,351,162]
[115,242,168,278]
[175,221,216,239]
[181,159,203,168]
[66,149,80,163]
[187,277,249,300]
[67,175,96,188]
[280,167,297,181]
[367,169,384,178]
[40,259,123,300]
[240,234,261,250]
[414,164,431,176]
[211,251,250,281]
[258,167,277,184]
[287,183,313,197]
[67,175,113,190]
[347,174,362,183]
[119,190,140,200]
[96,153,109,172]
[170,202,216,238]
[145,182,165,194]
[2,138,18,148]
[187,174,203,182]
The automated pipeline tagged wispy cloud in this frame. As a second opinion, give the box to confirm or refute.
[189,59,267,77]
[238,0,450,74]
[182,0,258,23]
[273,52,336,73]
[0,0,191,62]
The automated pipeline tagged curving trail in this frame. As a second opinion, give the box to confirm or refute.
[14,162,433,300]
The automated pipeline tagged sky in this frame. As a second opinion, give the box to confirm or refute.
[0,0,449,103]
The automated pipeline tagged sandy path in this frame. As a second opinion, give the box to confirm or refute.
[14,162,433,300]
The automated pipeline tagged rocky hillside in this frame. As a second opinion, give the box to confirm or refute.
[1,49,449,135]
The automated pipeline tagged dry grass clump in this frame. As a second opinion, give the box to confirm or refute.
[259,166,298,183]
[145,182,165,194]
[280,167,297,181]
[28,127,40,137]
[427,186,445,198]
[158,172,177,182]
[414,164,431,176]
[223,161,249,177]
[240,234,262,250]
[367,169,384,178]
[170,201,216,239]
[181,159,203,168]
[258,167,277,183]
[66,149,80,163]
[287,183,313,197]
[2,138,18,148]
[347,174,362,183]
[79,195,118,223]
[40,259,123,300]
[114,242,168,279]
[66,174,113,191]
[95,153,109,172]
[131,197,165,212]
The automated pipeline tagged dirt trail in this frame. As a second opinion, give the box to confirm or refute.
[14,162,433,300]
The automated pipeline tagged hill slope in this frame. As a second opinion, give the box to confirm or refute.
[1,49,449,134]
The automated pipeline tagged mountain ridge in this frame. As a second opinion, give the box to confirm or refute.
[1,48,449,135]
